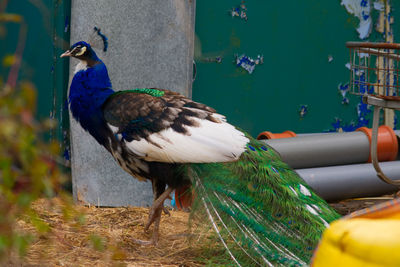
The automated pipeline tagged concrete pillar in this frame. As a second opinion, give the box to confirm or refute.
[68,0,196,206]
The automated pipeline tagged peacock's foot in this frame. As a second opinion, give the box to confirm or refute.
[134,207,163,246]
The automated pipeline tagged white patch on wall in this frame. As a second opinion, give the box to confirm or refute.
[358,52,370,58]
[341,0,372,39]
[373,1,384,11]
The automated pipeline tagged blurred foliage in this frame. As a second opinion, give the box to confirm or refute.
[0,78,71,260]
[0,5,121,265]
[0,2,78,261]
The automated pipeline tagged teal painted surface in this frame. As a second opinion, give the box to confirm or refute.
[193,1,399,136]
[1,0,70,141]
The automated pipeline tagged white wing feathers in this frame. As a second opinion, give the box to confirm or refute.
[109,115,249,163]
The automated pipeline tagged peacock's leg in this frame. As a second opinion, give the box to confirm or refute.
[132,204,164,246]
[132,180,173,246]
[146,204,163,245]
[144,186,173,232]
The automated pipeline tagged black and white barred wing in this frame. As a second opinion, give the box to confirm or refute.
[102,90,249,163]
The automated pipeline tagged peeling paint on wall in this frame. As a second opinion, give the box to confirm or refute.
[332,0,396,131]
[329,117,364,132]
[341,0,372,39]
[375,0,393,35]
[329,102,371,131]
[373,1,384,11]
[374,0,396,127]
[330,72,373,131]
[299,105,308,118]
[64,15,70,33]
[235,54,263,74]
[230,1,248,21]
[201,56,223,63]
[338,83,350,104]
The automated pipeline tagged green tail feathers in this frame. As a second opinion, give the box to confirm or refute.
[186,135,340,266]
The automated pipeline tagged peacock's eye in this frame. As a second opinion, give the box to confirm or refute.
[74,45,87,56]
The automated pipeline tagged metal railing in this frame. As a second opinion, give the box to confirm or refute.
[347,42,400,186]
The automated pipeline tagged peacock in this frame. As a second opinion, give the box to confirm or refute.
[61,41,340,266]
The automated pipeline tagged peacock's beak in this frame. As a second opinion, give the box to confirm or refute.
[60,50,72,58]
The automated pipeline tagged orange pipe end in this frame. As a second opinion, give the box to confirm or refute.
[175,185,193,211]
[257,130,297,140]
[356,126,398,162]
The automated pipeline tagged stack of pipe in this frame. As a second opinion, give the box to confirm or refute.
[257,128,400,201]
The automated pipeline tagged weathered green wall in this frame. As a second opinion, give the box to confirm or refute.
[193,1,399,136]
[3,1,400,140]
[1,0,70,140]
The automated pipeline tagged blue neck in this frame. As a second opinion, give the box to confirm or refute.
[86,48,100,62]
[69,60,115,146]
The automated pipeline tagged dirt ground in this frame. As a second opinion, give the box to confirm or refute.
[7,195,397,267]
[9,198,222,267]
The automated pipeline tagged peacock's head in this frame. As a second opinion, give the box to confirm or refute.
[60,41,99,61]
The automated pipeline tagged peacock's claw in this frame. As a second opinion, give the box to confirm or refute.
[131,236,158,246]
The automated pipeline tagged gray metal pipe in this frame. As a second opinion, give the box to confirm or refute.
[261,132,371,169]
[297,161,400,201]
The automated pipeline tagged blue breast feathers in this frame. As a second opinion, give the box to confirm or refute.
[69,61,115,146]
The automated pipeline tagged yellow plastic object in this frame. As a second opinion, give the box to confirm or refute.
[312,219,400,267]
[312,199,400,267]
